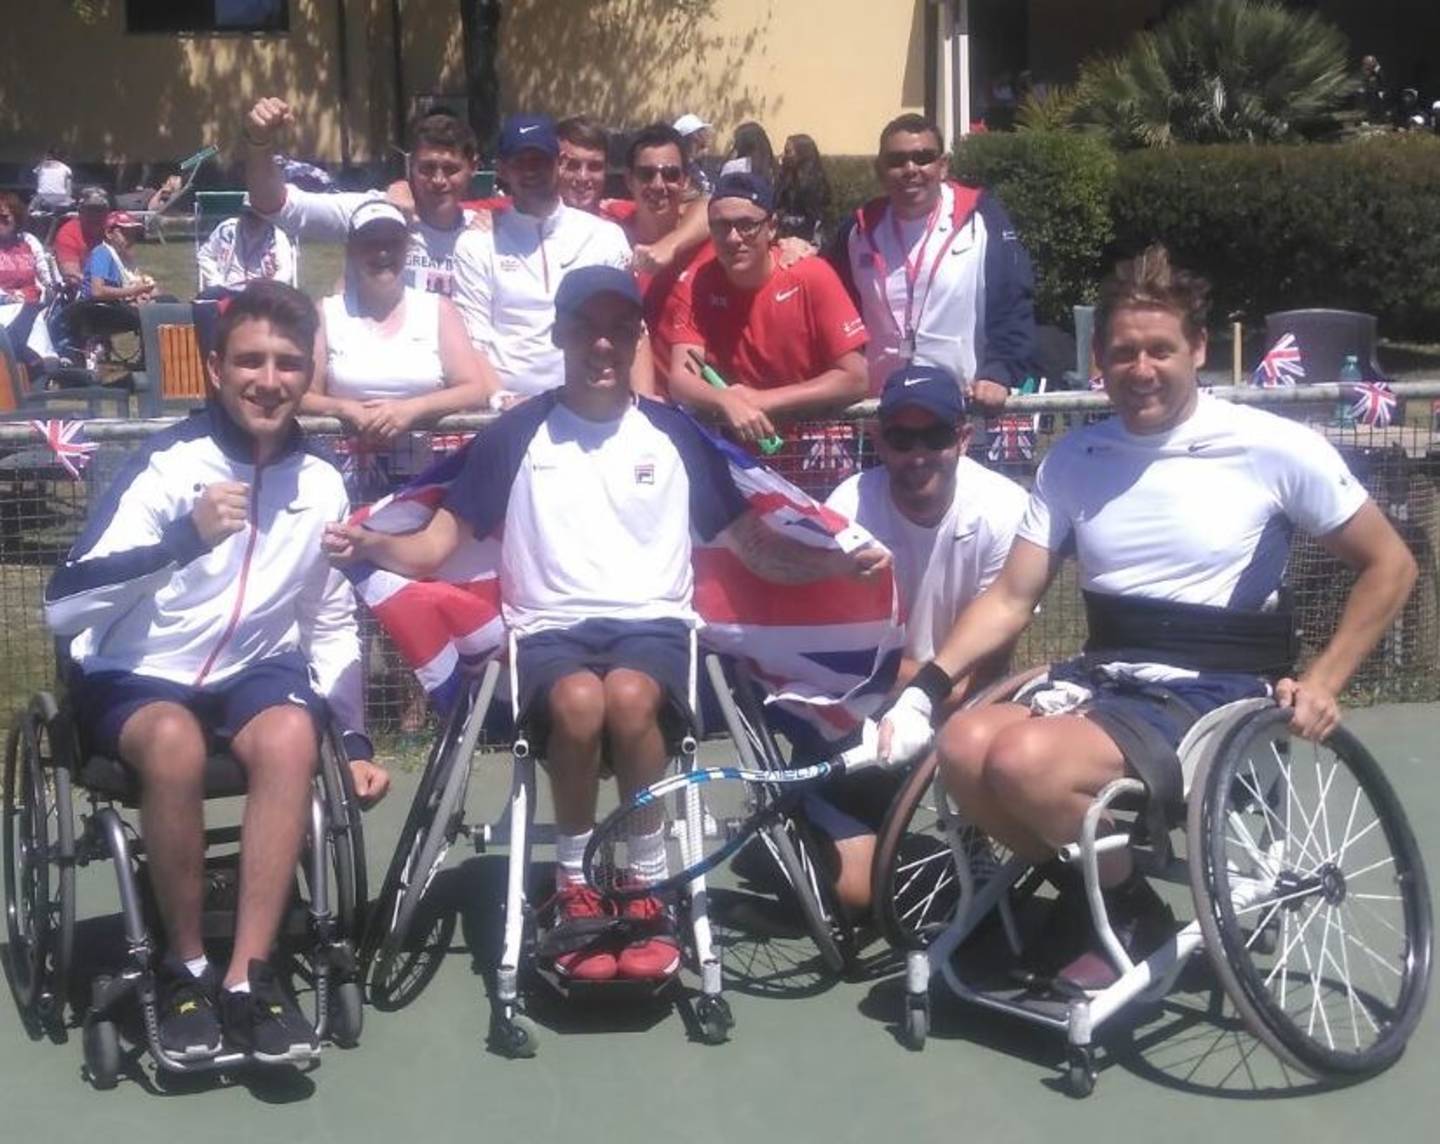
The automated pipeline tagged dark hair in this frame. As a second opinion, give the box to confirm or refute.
[1095,244,1211,346]
[408,108,478,162]
[726,121,776,183]
[626,123,686,170]
[878,113,944,154]
[775,134,830,233]
[557,115,609,154]
[0,191,26,227]
[213,280,319,362]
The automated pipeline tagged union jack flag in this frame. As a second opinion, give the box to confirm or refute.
[1087,373,1105,391]
[987,416,1035,463]
[1348,380,1398,428]
[1252,333,1305,387]
[800,422,856,475]
[27,419,97,481]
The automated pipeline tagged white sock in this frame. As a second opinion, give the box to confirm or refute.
[225,979,252,995]
[628,826,670,886]
[184,955,211,980]
[555,830,592,888]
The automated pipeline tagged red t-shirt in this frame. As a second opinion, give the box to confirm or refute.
[638,240,714,393]
[52,218,100,278]
[660,252,867,389]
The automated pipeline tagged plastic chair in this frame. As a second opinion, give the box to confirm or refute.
[135,302,207,417]
[0,325,128,419]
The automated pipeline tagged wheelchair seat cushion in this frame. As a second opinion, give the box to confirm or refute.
[79,750,249,802]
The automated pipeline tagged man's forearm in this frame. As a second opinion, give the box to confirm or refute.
[243,137,286,216]
[726,512,848,584]
[929,590,1034,684]
[750,362,867,420]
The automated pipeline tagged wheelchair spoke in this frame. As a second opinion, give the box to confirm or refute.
[1242,758,1320,870]
[1328,908,1381,1042]
[1234,882,1321,917]
[1305,906,1337,1047]
[1342,926,1405,980]
[1341,854,1397,884]
[1347,894,1405,941]
[1264,894,1326,992]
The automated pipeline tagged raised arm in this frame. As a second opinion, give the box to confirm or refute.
[241,97,293,216]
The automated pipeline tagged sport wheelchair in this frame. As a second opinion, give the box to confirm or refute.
[872,667,1433,1097]
[3,685,369,1088]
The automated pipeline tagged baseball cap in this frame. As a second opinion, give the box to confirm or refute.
[711,170,774,213]
[554,265,642,317]
[106,210,144,231]
[878,364,968,424]
[672,113,712,137]
[348,200,408,235]
[78,186,111,210]
[498,114,559,159]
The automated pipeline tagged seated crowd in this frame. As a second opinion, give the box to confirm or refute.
[34,95,1414,1069]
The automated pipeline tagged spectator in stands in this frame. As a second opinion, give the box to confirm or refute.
[450,114,635,403]
[723,122,776,183]
[32,148,73,211]
[556,115,612,217]
[813,364,1026,911]
[775,133,832,247]
[826,113,1035,412]
[306,202,496,491]
[52,186,111,284]
[673,113,718,194]
[662,171,867,467]
[81,212,156,302]
[0,192,59,364]
[244,97,479,296]
[196,207,298,292]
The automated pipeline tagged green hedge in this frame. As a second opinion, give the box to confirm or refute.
[1110,135,1440,339]
[822,133,1440,341]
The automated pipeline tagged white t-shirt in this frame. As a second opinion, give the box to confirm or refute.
[262,185,474,296]
[34,160,71,198]
[321,288,443,402]
[1018,396,1368,610]
[827,456,1027,661]
[450,201,633,396]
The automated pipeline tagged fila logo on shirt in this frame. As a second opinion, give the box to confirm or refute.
[635,461,656,485]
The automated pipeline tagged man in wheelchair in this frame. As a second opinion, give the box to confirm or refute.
[879,246,1418,991]
[327,266,886,985]
[44,282,389,1063]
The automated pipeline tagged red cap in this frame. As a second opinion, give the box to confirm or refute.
[106,211,143,230]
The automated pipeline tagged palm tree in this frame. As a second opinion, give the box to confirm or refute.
[1074,0,1353,147]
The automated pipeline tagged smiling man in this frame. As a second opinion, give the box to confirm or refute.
[45,282,387,1065]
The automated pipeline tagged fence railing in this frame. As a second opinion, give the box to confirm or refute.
[3,381,1438,736]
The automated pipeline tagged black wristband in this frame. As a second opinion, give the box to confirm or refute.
[909,661,953,706]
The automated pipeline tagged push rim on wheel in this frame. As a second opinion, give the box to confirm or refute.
[872,754,958,951]
[1190,707,1433,1080]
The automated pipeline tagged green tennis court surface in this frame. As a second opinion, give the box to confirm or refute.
[3,702,1436,1141]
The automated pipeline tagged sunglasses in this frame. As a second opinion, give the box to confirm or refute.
[709,216,769,240]
[633,164,684,185]
[881,149,942,169]
[882,423,960,452]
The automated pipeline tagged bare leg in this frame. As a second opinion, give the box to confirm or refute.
[831,833,876,914]
[602,669,668,798]
[118,703,208,962]
[935,703,1047,859]
[544,672,607,835]
[225,705,318,985]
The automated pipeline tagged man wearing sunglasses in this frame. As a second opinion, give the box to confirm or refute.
[808,363,1027,911]
[662,171,868,447]
[244,98,480,298]
[825,113,1036,415]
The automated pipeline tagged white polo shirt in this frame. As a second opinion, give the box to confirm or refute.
[826,456,1027,662]
[450,201,633,397]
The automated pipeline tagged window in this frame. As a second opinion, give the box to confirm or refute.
[126,1,289,34]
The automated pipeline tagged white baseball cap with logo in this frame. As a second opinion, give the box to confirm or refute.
[348,200,409,235]
[672,113,712,137]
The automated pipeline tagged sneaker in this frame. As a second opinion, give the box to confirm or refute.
[155,956,222,1061]
[219,960,320,1063]
[1055,877,1176,993]
[616,893,682,981]
[547,883,619,982]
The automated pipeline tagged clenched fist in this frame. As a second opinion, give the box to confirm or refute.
[244,97,294,147]
[191,481,250,547]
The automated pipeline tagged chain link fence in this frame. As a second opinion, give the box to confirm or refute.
[3,383,1437,742]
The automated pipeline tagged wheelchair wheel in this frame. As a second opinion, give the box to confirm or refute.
[82,1012,122,1090]
[3,695,75,1027]
[317,727,367,939]
[1189,707,1433,1082]
[871,754,959,951]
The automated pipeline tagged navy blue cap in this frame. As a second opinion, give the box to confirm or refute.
[711,170,775,213]
[878,364,968,423]
[498,114,559,159]
[555,265,642,317]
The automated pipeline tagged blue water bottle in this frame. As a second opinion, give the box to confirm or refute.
[1335,353,1360,427]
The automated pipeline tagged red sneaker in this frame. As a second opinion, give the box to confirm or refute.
[549,883,619,982]
[616,893,681,981]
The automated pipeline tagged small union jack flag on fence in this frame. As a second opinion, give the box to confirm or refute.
[1348,380,1398,428]
[1251,333,1305,387]
[28,419,97,480]
[987,415,1035,463]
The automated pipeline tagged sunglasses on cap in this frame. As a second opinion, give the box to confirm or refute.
[881,148,942,169]
[882,423,960,452]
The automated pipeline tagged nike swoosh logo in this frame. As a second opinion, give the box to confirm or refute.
[774,287,799,302]
[286,691,309,707]
[281,503,307,514]
[903,376,929,386]
[518,125,540,135]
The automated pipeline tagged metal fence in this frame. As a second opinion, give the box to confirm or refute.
[2,382,1438,740]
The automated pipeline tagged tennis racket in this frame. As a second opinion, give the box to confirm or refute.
[583,741,879,901]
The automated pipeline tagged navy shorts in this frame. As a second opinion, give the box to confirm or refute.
[514,617,693,735]
[72,651,324,759]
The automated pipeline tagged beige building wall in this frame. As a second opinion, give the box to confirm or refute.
[0,0,386,167]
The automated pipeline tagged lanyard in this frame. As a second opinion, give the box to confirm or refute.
[866,191,965,353]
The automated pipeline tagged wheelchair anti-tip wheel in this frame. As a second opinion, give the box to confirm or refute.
[82,1010,123,1091]
[3,695,74,1029]
[1189,707,1433,1082]
[330,980,364,1048]
[492,1011,540,1058]
[694,993,733,1044]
